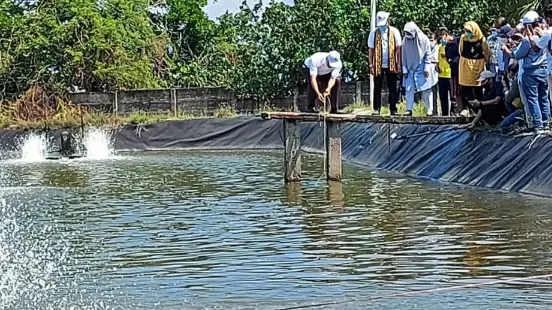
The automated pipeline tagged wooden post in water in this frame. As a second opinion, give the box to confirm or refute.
[326,121,342,181]
[283,119,302,182]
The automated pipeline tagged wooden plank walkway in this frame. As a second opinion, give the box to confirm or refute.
[260,112,473,125]
[260,111,474,183]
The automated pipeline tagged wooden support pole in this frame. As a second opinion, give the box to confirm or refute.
[283,119,302,182]
[326,121,342,181]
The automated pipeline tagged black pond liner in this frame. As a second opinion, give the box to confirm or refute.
[1,116,551,197]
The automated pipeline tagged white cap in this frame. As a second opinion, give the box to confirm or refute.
[376,11,390,27]
[477,70,495,81]
[516,23,524,31]
[521,10,539,24]
[327,51,342,68]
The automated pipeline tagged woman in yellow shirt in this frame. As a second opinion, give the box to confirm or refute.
[438,32,453,115]
[459,21,490,113]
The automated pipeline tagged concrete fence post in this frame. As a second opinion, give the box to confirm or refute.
[355,81,362,104]
[171,88,177,117]
[113,91,118,116]
[293,86,299,112]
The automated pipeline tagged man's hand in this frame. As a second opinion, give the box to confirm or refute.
[424,71,429,78]
[369,65,375,76]
[317,92,324,102]
[525,25,534,37]
[534,27,544,37]
[323,89,331,98]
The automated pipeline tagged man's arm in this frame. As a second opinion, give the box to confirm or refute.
[325,68,341,94]
[513,38,531,60]
[310,74,321,95]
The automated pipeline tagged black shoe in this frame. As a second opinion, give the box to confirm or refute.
[390,110,398,116]
[306,106,317,113]
[403,111,413,116]
[372,110,380,116]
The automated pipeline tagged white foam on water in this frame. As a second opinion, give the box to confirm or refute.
[18,133,48,162]
[83,128,115,160]
[0,196,113,309]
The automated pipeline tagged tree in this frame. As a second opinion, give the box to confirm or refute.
[0,0,168,97]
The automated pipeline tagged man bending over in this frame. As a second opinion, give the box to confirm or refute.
[302,51,343,113]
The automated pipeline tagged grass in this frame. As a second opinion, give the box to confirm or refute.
[342,99,429,116]
[0,94,240,130]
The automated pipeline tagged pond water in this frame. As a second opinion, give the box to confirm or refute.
[1,150,552,310]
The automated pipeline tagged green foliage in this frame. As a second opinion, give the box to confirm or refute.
[0,0,548,106]
[0,0,167,96]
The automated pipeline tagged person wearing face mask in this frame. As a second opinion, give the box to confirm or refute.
[459,21,490,115]
[442,28,460,114]
[402,22,433,116]
[427,32,440,115]
[368,11,402,115]
[513,10,550,133]
[487,17,508,74]
[495,25,512,95]
[438,30,453,116]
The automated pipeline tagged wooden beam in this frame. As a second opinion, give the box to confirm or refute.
[260,111,473,125]
[283,119,302,182]
[326,121,342,181]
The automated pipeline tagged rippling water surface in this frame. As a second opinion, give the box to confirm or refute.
[1,151,552,310]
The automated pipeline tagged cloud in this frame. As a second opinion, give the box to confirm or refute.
[203,0,294,20]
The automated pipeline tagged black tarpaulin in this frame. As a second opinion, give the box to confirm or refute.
[1,116,551,197]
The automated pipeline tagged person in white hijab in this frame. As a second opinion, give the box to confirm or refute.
[402,22,434,116]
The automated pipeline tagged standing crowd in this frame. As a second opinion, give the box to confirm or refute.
[303,7,552,133]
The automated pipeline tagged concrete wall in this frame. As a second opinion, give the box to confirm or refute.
[69,81,390,115]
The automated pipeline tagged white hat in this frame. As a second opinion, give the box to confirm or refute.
[477,70,495,81]
[521,10,539,24]
[516,23,524,31]
[327,51,342,68]
[376,11,390,27]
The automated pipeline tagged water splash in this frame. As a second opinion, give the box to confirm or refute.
[0,195,113,309]
[83,127,115,160]
[18,133,48,162]
[0,196,65,308]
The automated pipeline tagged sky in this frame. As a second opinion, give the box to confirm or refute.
[203,0,294,20]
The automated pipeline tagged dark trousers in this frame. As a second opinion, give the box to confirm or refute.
[450,75,460,114]
[460,85,483,111]
[438,78,451,116]
[432,84,439,115]
[373,68,399,112]
[303,68,341,112]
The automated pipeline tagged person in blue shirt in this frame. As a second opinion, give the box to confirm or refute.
[496,25,513,95]
[514,11,550,132]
